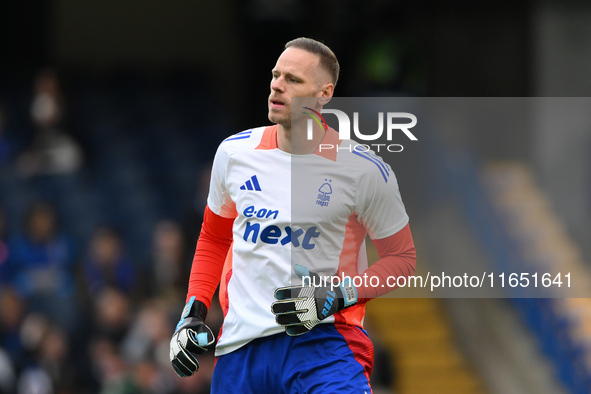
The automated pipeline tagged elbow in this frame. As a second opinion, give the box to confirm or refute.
[405,247,417,276]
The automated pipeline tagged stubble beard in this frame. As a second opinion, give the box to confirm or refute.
[269,108,291,131]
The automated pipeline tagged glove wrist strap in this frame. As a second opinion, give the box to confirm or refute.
[188,298,208,321]
[177,296,208,331]
[340,277,358,308]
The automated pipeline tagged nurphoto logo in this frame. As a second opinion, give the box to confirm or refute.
[303,107,418,153]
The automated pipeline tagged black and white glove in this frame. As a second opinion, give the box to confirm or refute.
[170,296,215,377]
[271,264,358,336]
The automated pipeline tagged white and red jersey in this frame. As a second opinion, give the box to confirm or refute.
[191,125,412,356]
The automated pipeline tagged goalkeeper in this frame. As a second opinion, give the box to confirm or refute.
[170,37,416,393]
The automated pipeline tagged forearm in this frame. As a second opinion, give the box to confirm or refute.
[357,223,416,302]
[187,205,234,308]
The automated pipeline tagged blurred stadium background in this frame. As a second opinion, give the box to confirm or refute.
[1,1,591,393]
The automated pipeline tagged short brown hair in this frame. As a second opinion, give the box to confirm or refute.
[285,37,340,86]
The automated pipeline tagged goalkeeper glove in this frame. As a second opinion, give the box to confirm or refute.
[271,264,358,336]
[169,296,215,377]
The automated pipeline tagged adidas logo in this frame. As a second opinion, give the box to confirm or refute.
[240,175,262,191]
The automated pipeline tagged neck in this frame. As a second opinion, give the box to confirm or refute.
[277,120,325,154]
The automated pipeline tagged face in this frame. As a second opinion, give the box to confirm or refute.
[28,207,55,241]
[268,48,333,128]
[91,231,121,265]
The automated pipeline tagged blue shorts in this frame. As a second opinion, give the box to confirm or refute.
[211,324,374,393]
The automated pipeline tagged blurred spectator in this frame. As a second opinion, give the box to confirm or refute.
[17,313,80,394]
[120,300,171,365]
[120,299,178,393]
[0,348,15,393]
[83,227,137,298]
[88,288,133,392]
[132,360,176,394]
[0,289,27,373]
[19,313,50,358]
[17,367,53,394]
[150,220,189,302]
[91,288,132,345]
[30,68,64,130]
[5,201,78,332]
[17,68,83,177]
[36,324,79,393]
[17,313,53,394]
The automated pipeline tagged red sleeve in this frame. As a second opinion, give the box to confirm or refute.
[186,205,234,309]
[357,223,416,302]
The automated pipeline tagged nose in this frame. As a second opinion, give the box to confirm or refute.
[271,76,285,92]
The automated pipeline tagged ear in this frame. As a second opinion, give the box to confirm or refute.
[317,82,334,106]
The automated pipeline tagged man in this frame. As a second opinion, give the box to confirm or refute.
[170,37,416,393]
